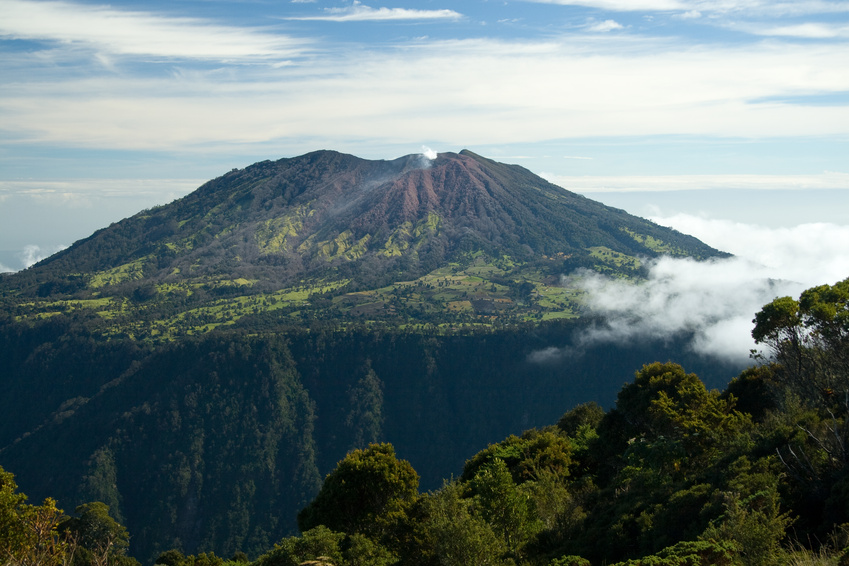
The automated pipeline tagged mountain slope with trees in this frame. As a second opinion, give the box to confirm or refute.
[0,150,725,337]
[4,277,849,566]
[0,149,739,564]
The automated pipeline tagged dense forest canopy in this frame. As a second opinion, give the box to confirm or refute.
[4,277,849,566]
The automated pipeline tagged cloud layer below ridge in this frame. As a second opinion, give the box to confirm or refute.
[571,215,849,363]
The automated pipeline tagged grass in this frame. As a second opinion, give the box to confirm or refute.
[587,247,640,269]
[620,228,688,257]
[8,251,592,342]
[89,258,149,288]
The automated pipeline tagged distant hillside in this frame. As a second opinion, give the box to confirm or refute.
[1,150,725,339]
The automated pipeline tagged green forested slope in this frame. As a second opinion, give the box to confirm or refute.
[5,276,849,566]
[0,317,744,564]
[194,278,849,566]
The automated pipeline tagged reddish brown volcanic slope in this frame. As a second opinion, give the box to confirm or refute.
[8,149,726,295]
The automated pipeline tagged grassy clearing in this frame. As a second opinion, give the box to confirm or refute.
[587,247,640,269]
[8,250,591,340]
[621,227,688,256]
[89,258,148,288]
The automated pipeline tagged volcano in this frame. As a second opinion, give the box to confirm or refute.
[2,149,725,332]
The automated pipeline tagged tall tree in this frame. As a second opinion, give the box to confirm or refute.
[0,466,75,566]
[297,443,418,539]
[345,361,384,449]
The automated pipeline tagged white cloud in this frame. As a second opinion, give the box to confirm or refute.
[524,0,687,10]
[0,245,70,272]
[18,244,66,268]
[740,22,849,38]
[586,19,624,32]
[650,215,849,282]
[3,35,848,151]
[544,172,849,192]
[522,0,849,16]
[0,179,202,203]
[677,10,703,18]
[571,216,849,363]
[0,0,304,60]
[285,1,462,22]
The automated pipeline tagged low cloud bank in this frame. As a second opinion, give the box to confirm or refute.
[567,216,849,364]
[0,244,67,273]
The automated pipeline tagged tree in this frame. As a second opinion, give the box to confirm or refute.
[470,458,542,554]
[557,402,604,437]
[60,502,134,566]
[401,482,509,566]
[753,278,849,415]
[752,278,849,532]
[0,466,76,566]
[254,526,344,566]
[613,362,747,468]
[297,443,419,539]
[345,362,384,449]
[0,466,29,562]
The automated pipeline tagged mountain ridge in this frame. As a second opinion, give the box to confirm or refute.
[2,149,726,336]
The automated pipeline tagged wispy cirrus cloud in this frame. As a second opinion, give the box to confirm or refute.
[524,0,686,10]
[284,1,462,22]
[0,0,305,60]
[0,179,202,203]
[736,21,849,38]
[3,35,848,151]
[522,0,849,16]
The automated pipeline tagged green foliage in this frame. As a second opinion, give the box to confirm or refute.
[614,362,750,468]
[752,278,849,410]
[297,443,419,539]
[61,501,132,565]
[0,466,74,566]
[721,365,777,421]
[462,429,573,485]
[0,319,740,564]
[1,467,141,566]
[254,526,344,566]
[401,482,510,566]
[556,402,604,437]
[252,527,396,566]
[751,278,849,538]
[0,466,30,560]
[153,550,238,566]
[701,486,792,566]
[610,539,740,566]
[345,361,384,449]
[470,458,542,553]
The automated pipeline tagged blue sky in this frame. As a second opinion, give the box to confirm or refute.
[2,0,849,359]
